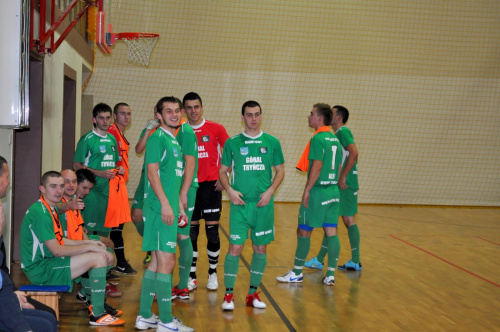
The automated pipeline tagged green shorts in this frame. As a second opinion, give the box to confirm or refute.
[229,198,274,246]
[24,256,73,291]
[178,186,198,236]
[298,185,340,230]
[340,188,358,216]
[82,190,110,236]
[142,207,178,253]
[132,170,146,210]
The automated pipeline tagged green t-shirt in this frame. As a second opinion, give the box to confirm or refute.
[20,201,64,274]
[335,126,359,190]
[73,130,119,195]
[221,131,285,202]
[143,127,184,214]
[176,122,199,189]
[308,131,343,187]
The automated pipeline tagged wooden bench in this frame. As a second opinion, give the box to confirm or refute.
[18,285,70,320]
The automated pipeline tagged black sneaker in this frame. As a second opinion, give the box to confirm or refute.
[86,301,123,317]
[106,270,121,281]
[76,292,87,303]
[115,260,137,275]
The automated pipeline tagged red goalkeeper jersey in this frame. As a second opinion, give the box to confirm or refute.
[189,118,229,182]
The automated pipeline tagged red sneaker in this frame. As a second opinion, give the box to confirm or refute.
[246,292,266,309]
[105,282,122,297]
[171,285,190,300]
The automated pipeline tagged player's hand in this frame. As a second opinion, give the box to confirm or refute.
[301,190,310,208]
[257,190,273,207]
[69,195,85,210]
[339,176,348,190]
[146,118,160,130]
[214,179,224,191]
[100,169,117,179]
[228,188,245,206]
[117,166,125,175]
[89,239,106,249]
[161,204,175,225]
[14,291,34,309]
[88,243,108,258]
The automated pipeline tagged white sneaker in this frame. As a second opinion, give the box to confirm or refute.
[135,314,158,330]
[158,318,194,332]
[276,270,303,283]
[207,272,218,290]
[221,293,235,311]
[188,277,197,291]
[322,275,335,286]
[246,292,266,309]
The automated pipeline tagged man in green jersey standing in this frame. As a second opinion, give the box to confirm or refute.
[304,105,362,271]
[276,103,343,286]
[73,103,124,238]
[219,100,285,311]
[135,97,193,332]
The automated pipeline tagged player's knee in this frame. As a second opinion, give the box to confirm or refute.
[190,224,200,241]
[205,224,220,244]
[131,208,143,224]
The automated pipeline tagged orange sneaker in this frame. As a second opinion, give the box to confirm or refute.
[89,305,125,326]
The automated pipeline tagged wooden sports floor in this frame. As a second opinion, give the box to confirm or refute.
[11,203,500,331]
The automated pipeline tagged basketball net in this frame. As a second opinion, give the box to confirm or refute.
[122,35,159,66]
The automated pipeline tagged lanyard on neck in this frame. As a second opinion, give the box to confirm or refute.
[40,195,64,245]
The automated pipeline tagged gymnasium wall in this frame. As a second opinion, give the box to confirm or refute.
[84,0,500,206]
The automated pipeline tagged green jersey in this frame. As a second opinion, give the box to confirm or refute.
[144,127,184,214]
[221,131,285,202]
[308,131,343,187]
[20,201,64,275]
[176,122,199,189]
[335,126,359,190]
[73,130,119,195]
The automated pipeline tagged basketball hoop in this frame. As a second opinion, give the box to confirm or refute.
[108,33,159,66]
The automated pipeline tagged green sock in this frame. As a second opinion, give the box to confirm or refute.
[248,253,267,294]
[134,221,145,237]
[348,224,361,263]
[223,254,240,294]
[326,235,340,277]
[139,269,156,318]
[107,264,114,273]
[292,236,310,275]
[156,272,173,324]
[89,267,107,316]
[80,277,91,300]
[177,238,193,289]
[316,234,328,263]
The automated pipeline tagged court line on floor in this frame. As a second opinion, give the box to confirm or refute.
[475,236,500,246]
[219,224,297,332]
[390,234,500,288]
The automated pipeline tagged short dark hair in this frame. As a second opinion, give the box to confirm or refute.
[241,100,261,115]
[0,156,7,176]
[182,92,202,107]
[92,103,112,119]
[156,96,182,113]
[333,105,349,124]
[76,168,96,185]
[313,103,333,126]
[41,171,62,187]
[113,102,129,115]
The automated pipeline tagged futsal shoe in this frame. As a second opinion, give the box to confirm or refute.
[207,272,218,290]
[76,292,87,303]
[157,317,194,332]
[105,282,122,297]
[135,314,158,330]
[246,292,266,309]
[104,302,123,317]
[88,305,125,326]
[106,271,121,281]
[115,259,137,275]
[338,260,362,271]
[188,277,198,291]
[304,257,324,270]
[276,270,303,283]
[222,293,235,311]
[322,275,335,286]
[143,251,152,265]
[171,285,190,300]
